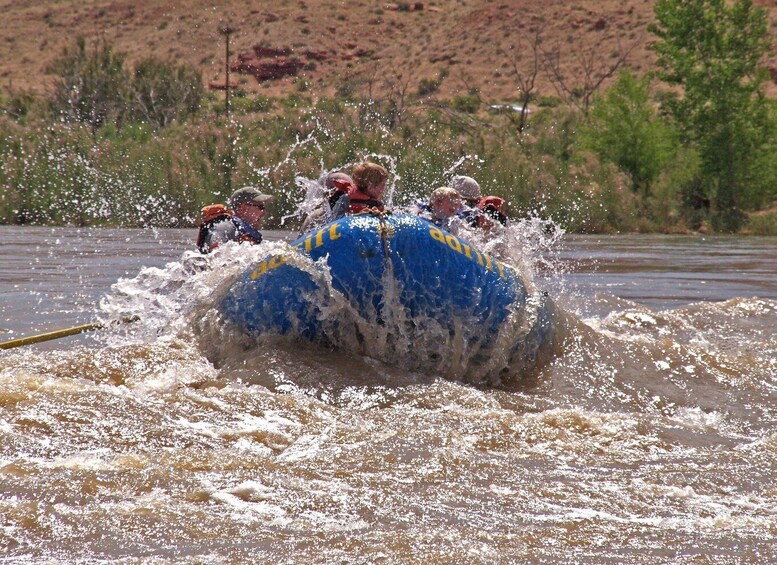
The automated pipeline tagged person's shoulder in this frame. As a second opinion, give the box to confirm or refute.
[330,192,350,219]
[415,206,433,221]
[209,217,239,240]
[210,216,237,230]
[198,216,238,252]
[458,205,481,219]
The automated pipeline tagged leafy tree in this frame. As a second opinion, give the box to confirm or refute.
[49,37,129,133]
[649,0,773,230]
[584,69,678,197]
[128,57,204,128]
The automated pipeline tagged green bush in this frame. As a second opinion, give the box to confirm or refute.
[4,55,774,234]
[128,57,203,128]
[582,69,678,196]
[742,212,777,235]
[48,36,129,131]
[451,94,480,114]
[536,96,562,108]
[0,90,39,123]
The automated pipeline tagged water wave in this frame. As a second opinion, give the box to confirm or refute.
[3,222,777,563]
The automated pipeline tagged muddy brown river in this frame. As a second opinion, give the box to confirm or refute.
[2,226,776,563]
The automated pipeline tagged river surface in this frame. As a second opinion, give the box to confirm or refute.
[2,225,776,563]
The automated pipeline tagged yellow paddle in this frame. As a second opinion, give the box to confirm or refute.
[0,316,139,350]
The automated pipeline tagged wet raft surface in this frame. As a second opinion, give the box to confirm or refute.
[220,214,556,381]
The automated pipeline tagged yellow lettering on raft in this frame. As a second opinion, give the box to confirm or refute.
[249,255,287,280]
[429,226,446,243]
[251,222,343,281]
[445,234,462,254]
[428,226,511,280]
[314,228,326,249]
[249,261,269,280]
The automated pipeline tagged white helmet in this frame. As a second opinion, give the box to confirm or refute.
[450,175,481,201]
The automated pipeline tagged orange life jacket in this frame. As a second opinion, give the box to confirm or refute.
[200,203,232,224]
[196,203,233,252]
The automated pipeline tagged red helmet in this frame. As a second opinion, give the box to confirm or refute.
[477,196,508,225]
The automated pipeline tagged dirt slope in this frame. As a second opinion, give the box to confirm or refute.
[1,0,775,101]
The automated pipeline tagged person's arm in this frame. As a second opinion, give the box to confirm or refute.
[330,193,350,220]
[300,207,326,235]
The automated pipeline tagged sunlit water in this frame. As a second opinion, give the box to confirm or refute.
[2,225,776,563]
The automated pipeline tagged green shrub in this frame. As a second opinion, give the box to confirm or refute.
[451,94,480,114]
[536,96,562,108]
[0,90,39,122]
[2,76,757,233]
[582,69,678,196]
[128,57,203,128]
[742,212,777,235]
[48,36,129,131]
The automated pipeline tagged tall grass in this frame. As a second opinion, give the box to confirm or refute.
[1,92,774,233]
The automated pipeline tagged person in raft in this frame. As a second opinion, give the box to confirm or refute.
[449,174,509,229]
[299,171,355,234]
[477,196,509,229]
[449,175,482,225]
[450,175,481,208]
[197,186,273,253]
[331,161,388,218]
[423,186,465,232]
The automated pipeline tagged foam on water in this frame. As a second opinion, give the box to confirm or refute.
[84,202,563,387]
[3,178,777,562]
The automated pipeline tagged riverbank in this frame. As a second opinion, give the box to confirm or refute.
[2,0,776,235]
[2,96,776,235]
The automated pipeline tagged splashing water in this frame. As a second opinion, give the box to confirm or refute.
[80,137,571,387]
[441,153,484,179]
[93,210,560,387]
[5,120,777,564]
[3,222,777,562]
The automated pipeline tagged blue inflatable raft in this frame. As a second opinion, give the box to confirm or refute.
[219,213,555,378]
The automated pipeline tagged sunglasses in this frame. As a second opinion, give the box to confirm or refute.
[249,203,266,211]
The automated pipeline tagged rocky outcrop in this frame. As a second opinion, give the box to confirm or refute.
[208,81,239,91]
[231,45,332,82]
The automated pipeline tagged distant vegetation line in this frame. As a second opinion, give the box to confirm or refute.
[0,0,775,234]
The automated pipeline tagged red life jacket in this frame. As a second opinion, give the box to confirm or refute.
[328,178,354,208]
[347,188,384,214]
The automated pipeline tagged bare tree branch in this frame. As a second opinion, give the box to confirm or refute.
[542,30,642,116]
[500,26,544,137]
